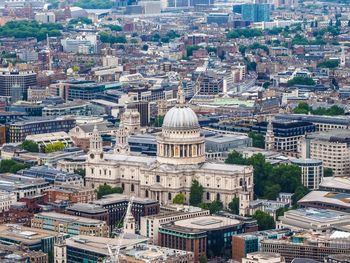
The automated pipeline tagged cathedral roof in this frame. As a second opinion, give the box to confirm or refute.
[162,82,199,130]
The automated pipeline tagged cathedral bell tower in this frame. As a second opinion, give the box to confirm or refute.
[114,125,130,155]
[265,116,275,151]
[88,125,104,162]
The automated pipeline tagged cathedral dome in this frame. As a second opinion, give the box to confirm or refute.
[162,106,199,130]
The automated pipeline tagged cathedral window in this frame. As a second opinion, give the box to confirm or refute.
[122,183,125,190]
[168,193,172,200]
[156,175,160,183]
[131,184,134,192]
[206,192,210,200]
[216,193,220,201]
[91,168,94,174]
[145,190,149,198]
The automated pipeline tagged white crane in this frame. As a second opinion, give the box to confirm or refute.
[106,196,135,263]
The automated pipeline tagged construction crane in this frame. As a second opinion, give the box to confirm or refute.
[106,196,135,263]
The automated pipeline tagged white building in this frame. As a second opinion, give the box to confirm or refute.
[243,252,285,263]
[86,84,254,207]
[0,191,16,212]
[34,12,55,23]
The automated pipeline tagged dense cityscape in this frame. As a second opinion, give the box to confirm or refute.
[0,0,349,262]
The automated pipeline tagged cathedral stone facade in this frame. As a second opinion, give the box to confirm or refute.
[85,85,254,207]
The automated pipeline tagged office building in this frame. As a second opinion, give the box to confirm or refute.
[32,212,109,237]
[252,120,315,156]
[198,71,224,95]
[128,133,157,156]
[158,215,249,261]
[262,231,350,262]
[275,114,350,132]
[0,224,67,262]
[0,190,17,212]
[298,191,350,213]
[207,13,230,25]
[92,194,160,228]
[232,229,291,262]
[126,100,150,127]
[243,252,285,263]
[44,185,97,204]
[18,166,83,187]
[6,103,43,116]
[241,3,270,22]
[34,12,55,23]
[205,134,252,153]
[277,208,350,232]
[0,243,48,263]
[42,100,93,117]
[25,131,73,150]
[291,159,323,189]
[319,177,350,194]
[0,69,37,97]
[0,173,51,200]
[7,117,76,143]
[65,203,109,225]
[140,205,210,243]
[63,235,148,262]
[325,254,350,263]
[302,129,350,177]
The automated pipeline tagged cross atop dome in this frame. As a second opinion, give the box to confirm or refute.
[177,79,185,106]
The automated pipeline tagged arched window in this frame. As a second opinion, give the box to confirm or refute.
[216,193,220,201]
[206,192,210,200]
[131,184,135,192]
[168,193,172,200]
[239,178,243,186]
[145,190,149,198]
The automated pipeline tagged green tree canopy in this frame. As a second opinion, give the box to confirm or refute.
[99,32,127,44]
[317,59,339,69]
[186,45,201,57]
[44,142,65,153]
[173,193,186,205]
[0,159,31,173]
[21,140,39,152]
[287,76,315,86]
[227,28,262,39]
[324,167,333,177]
[189,180,203,206]
[293,103,345,116]
[69,17,93,25]
[252,210,276,230]
[74,0,113,9]
[248,132,265,148]
[97,184,123,199]
[228,197,239,214]
[104,24,123,32]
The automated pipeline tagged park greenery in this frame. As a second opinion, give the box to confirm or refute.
[228,197,239,214]
[21,140,39,152]
[44,142,65,153]
[293,102,345,116]
[97,184,123,199]
[225,151,309,202]
[248,132,265,149]
[99,32,127,44]
[0,20,62,41]
[74,0,114,9]
[287,76,315,86]
[317,59,339,69]
[0,159,31,173]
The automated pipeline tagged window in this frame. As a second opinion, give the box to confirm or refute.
[168,193,172,200]
[122,183,125,190]
[216,193,220,201]
[131,184,134,192]
[145,190,149,198]
[156,175,160,183]
[206,192,210,200]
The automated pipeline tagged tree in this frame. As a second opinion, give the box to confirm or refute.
[74,169,86,178]
[154,115,164,127]
[173,193,186,205]
[21,140,39,152]
[262,81,270,89]
[292,185,310,205]
[293,102,311,114]
[186,45,201,57]
[324,167,333,177]
[248,132,265,149]
[44,142,65,153]
[142,44,149,51]
[317,59,339,69]
[252,210,275,230]
[69,17,93,25]
[276,207,289,218]
[0,159,30,173]
[199,255,207,263]
[264,184,281,200]
[189,180,203,206]
[99,32,127,44]
[105,24,122,32]
[247,62,257,71]
[208,200,223,214]
[97,184,123,199]
[228,197,239,214]
[227,28,262,39]
[225,151,247,165]
[74,0,113,9]
[287,76,315,87]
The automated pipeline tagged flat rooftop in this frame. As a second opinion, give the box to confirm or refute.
[307,129,350,142]
[285,208,350,223]
[298,191,350,209]
[66,203,107,214]
[35,212,106,225]
[122,244,190,260]
[320,177,350,191]
[0,224,64,245]
[92,193,158,206]
[66,235,148,256]
[174,215,241,230]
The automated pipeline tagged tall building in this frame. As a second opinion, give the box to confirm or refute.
[241,3,270,22]
[302,129,350,177]
[0,69,37,97]
[291,159,323,189]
